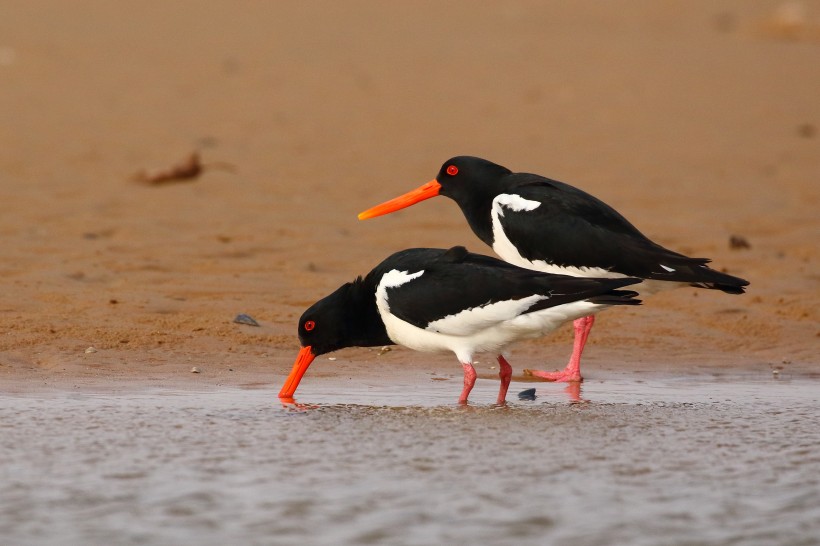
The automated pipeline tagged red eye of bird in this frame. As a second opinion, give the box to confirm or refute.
[446,165,459,176]
[304,320,315,331]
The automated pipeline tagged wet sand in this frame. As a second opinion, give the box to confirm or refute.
[0,1,819,544]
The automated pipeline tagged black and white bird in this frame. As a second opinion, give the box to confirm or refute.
[279,246,641,404]
[358,156,749,382]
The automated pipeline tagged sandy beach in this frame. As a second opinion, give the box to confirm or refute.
[1,1,817,391]
[1,1,818,543]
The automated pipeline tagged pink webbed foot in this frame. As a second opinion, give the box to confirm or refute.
[523,315,595,383]
[524,367,582,382]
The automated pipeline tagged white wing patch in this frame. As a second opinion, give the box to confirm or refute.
[660,264,676,272]
[493,193,541,215]
[375,269,424,314]
[426,294,548,336]
[380,269,424,288]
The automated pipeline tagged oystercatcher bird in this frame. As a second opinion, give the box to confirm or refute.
[358,156,749,382]
[279,246,641,404]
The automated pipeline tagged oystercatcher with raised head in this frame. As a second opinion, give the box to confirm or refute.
[358,156,749,382]
[279,246,641,404]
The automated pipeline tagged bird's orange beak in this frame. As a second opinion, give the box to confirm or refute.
[278,346,315,399]
[357,179,441,220]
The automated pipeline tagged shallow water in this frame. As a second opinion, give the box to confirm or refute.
[2,374,819,546]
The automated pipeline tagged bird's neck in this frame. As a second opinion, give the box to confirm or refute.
[347,277,393,348]
[446,190,495,249]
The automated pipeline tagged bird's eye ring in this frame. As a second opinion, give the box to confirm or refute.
[446,165,459,176]
[304,320,316,331]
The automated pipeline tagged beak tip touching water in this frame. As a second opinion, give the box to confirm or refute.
[278,346,315,399]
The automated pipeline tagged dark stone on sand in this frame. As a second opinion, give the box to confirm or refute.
[234,314,260,327]
[518,388,537,401]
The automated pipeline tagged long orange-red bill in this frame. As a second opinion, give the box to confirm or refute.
[279,345,315,399]
[357,179,441,220]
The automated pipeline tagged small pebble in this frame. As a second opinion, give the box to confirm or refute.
[518,388,537,401]
[377,346,391,356]
[328,357,337,361]
[84,347,97,354]
[191,367,201,373]
[233,314,260,327]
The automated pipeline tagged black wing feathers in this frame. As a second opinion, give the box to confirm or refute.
[500,180,749,292]
[370,247,641,330]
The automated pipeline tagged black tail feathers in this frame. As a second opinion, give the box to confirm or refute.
[588,290,642,306]
[688,267,749,295]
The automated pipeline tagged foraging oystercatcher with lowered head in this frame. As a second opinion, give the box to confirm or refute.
[358,156,749,382]
[279,246,641,404]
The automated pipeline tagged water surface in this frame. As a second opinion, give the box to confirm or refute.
[2,374,819,545]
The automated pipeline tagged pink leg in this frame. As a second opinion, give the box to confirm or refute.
[458,362,477,404]
[523,315,594,382]
[496,355,513,404]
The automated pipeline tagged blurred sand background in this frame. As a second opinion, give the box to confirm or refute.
[0,0,817,391]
